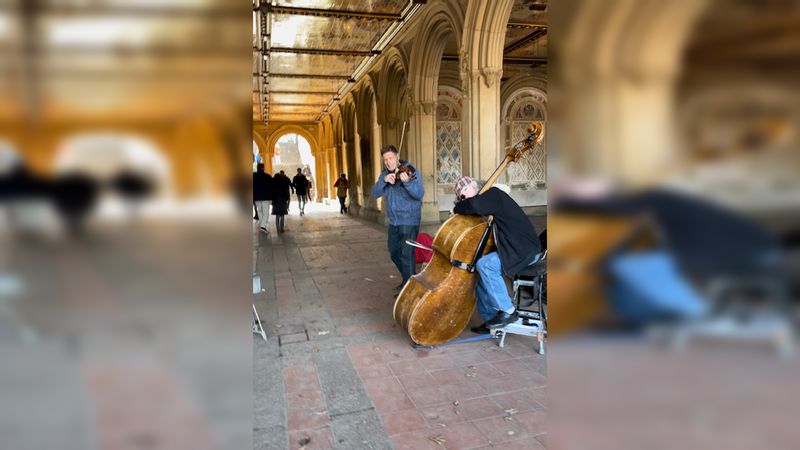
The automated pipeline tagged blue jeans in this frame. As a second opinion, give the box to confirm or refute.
[388,224,419,285]
[475,252,543,321]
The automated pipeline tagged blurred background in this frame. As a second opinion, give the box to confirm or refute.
[0,1,252,449]
[548,0,800,448]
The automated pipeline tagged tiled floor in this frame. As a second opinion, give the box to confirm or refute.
[254,202,547,449]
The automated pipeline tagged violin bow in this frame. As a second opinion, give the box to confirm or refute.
[398,120,407,153]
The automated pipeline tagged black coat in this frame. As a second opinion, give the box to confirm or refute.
[271,175,291,215]
[454,187,541,277]
[292,174,310,195]
[253,172,273,201]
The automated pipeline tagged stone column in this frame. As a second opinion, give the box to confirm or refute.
[465,67,503,181]
[344,138,362,214]
[408,100,439,224]
[461,0,515,181]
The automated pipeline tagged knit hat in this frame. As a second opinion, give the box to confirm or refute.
[455,176,477,199]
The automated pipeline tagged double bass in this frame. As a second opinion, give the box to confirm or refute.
[393,122,544,346]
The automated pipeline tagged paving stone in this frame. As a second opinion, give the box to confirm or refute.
[329,409,393,450]
[280,331,309,345]
[312,348,373,417]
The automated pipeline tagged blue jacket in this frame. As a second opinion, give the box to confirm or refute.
[371,160,424,226]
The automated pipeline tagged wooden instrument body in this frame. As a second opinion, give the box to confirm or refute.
[393,214,495,346]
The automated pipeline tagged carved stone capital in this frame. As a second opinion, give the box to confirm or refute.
[480,68,502,88]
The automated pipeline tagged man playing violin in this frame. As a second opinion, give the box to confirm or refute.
[371,145,424,296]
[453,176,542,332]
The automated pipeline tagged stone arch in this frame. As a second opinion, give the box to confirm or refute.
[501,74,547,107]
[409,3,466,106]
[354,81,379,204]
[340,96,357,143]
[266,125,319,165]
[266,125,319,182]
[461,0,514,81]
[330,108,344,179]
[437,62,462,93]
[378,46,411,129]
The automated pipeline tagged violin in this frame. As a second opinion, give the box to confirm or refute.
[394,163,417,181]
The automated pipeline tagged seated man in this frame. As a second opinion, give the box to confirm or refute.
[452,176,542,332]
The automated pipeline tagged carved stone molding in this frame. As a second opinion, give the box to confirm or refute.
[415,101,436,115]
[480,68,502,88]
[459,48,469,96]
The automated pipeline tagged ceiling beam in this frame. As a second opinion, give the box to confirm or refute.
[269,91,338,95]
[504,28,547,54]
[258,5,401,21]
[271,103,329,106]
[268,47,377,57]
[507,22,548,29]
[268,73,351,80]
[442,55,547,65]
[0,4,245,18]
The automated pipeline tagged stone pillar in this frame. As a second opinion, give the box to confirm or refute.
[465,67,503,181]
[315,149,326,201]
[461,0,515,181]
[344,138,361,214]
[408,100,439,224]
[327,147,336,202]
[353,133,366,211]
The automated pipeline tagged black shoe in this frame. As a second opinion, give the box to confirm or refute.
[487,310,519,329]
[470,323,490,335]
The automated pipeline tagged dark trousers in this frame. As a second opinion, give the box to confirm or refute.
[388,224,419,285]
[338,196,347,213]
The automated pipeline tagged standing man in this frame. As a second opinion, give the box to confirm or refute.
[452,176,542,332]
[371,145,424,296]
[252,163,273,234]
[292,168,310,216]
[333,173,349,214]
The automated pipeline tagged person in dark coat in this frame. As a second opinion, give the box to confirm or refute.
[252,163,273,234]
[452,176,542,332]
[292,168,310,216]
[272,170,291,232]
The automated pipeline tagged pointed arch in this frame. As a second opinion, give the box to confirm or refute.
[409,2,466,106]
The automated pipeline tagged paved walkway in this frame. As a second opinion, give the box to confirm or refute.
[254,202,547,450]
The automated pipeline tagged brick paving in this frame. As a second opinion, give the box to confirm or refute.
[254,202,547,449]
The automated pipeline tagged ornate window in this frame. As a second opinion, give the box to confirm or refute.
[435,90,463,185]
[503,89,546,187]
